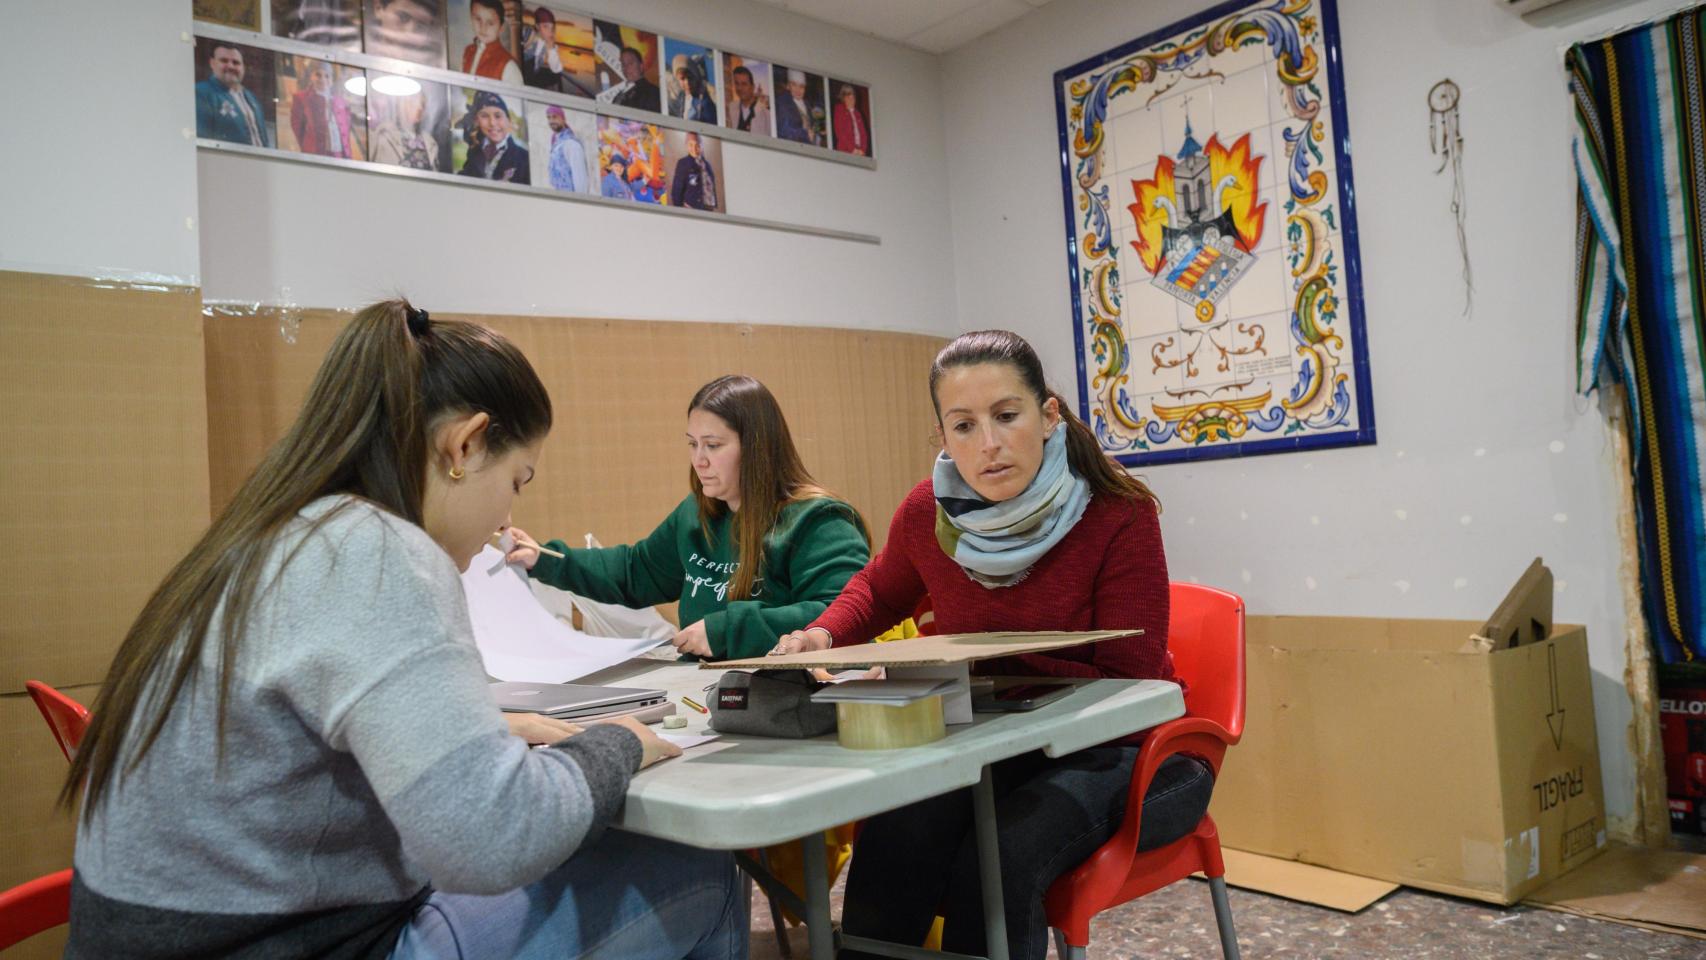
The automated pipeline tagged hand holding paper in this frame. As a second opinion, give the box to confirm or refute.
[672,620,714,658]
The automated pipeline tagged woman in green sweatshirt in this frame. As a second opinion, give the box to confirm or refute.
[508,374,870,660]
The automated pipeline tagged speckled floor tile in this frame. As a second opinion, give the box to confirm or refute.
[747,874,1706,959]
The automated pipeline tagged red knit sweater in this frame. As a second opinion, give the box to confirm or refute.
[812,479,1174,684]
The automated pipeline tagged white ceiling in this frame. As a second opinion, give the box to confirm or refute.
[746,0,1058,54]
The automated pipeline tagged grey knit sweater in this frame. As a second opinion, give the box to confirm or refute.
[68,497,642,959]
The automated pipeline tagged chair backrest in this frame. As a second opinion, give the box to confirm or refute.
[25,681,92,763]
[911,595,936,636]
[1166,582,1245,739]
[0,869,72,951]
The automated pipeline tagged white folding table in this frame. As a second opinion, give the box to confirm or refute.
[579,660,1185,960]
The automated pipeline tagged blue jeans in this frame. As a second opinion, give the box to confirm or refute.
[389,832,748,960]
[840,749,1215,960]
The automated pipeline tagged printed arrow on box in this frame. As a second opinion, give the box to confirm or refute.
[1546,643,1565,751]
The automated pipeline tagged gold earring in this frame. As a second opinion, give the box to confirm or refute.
[448,466,465,481]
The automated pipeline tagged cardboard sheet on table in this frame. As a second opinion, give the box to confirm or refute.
[461,545,664,683]
[706,629,1140,670]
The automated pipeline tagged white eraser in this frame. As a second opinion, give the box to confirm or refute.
[662,715,688,729]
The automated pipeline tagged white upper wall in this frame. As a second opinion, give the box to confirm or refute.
[940,0,1684,828]
[196,0,959,335]
[1,0,201,282]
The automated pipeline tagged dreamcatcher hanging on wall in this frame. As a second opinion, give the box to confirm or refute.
[1429,78,1473,316]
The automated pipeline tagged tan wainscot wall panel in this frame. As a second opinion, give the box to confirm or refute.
[4,298,938,954]
[2,270,210,958]
[204,308,948,556]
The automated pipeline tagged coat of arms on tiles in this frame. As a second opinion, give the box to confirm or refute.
[1130,115,1266,327]
[1054,0,1375,466]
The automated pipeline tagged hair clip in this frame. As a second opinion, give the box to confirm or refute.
[405,306,430,337]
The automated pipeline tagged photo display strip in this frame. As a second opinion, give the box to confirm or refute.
[193,31,740,221]
[192,1,875,163]
[194,32,737,218]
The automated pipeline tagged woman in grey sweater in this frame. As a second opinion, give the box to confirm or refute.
[63,300,746,959]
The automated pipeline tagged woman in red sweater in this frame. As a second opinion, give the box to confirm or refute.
[771,329,1213,960]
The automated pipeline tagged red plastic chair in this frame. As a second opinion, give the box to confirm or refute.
[910,594,936,635]
[25,681,92,763]
[1044,582,1246,960]
[0,869,72,951]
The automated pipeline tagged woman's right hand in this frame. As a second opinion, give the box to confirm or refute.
[594,715,682,769]
[505,525,544,569]
[771,627,833,656]
[505,712,583,745]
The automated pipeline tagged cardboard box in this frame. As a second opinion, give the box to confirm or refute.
[1659,681,1706,835]
[1211,616,1606,905]
[1475,557,1553,650]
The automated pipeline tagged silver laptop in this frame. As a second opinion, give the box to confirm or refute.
[489,681,668,719]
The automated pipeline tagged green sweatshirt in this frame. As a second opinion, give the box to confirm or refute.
[529,495,871,660]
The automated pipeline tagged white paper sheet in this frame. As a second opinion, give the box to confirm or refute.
[504,530,674,643]
[658,732,720,750]
[461,545,666,682]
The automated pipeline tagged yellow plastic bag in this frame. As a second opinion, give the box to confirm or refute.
[761,822,858,925]
[872,617,920,643]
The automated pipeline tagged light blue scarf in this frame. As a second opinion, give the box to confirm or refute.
[932,428,1091,588]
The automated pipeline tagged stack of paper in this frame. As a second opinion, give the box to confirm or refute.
[460,545,666,683]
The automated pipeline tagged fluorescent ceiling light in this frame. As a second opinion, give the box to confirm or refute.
[369,75,422,97]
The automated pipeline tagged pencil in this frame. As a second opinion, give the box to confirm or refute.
[681,696,708,714]
[492,532,566,559]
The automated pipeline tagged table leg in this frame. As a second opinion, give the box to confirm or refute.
[971,766,1010,960]
[802,831,837,960]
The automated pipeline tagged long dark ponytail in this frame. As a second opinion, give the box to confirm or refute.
[66,300,551,818]
[928,329,1158,507]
